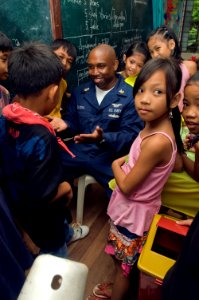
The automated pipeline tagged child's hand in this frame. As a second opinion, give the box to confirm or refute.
[184,133,199,151]
[176,219,193,226]
[112,156,127,168]
[46,116,68,132]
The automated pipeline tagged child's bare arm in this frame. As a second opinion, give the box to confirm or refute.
[173,152,183,172]
[182,142,199,182]
[182,153,195,176]
[112,134,172,194]
[111,155,128,182]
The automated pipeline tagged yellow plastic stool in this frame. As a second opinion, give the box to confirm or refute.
[137,214,189,300]
[138,214,189,280]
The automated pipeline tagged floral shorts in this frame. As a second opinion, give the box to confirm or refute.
[105,221,147,276]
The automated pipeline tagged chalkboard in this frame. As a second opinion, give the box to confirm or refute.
[0,0,153,90]
[61,0,153,88]
[0,0,52,47]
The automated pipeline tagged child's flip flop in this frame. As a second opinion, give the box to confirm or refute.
[92,282,113,299]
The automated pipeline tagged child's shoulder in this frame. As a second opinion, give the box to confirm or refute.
[182,60,197,76]
[142,131,175,151]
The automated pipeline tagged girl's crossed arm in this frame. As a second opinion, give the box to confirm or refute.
[112,134,173,195]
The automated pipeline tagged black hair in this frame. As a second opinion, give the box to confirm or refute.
[133,57,183,153]
[146,25,182,63]
[118,41,150,72]
[0,31,13,52]
[125,41,150,62]
[52,39,77,60]
[8,42,63,97]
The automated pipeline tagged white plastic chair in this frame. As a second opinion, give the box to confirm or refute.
[18,254,88,300]
[76,175,97,224]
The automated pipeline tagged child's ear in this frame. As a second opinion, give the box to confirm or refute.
[168,39,175,51]
[170,92,181,109]
[48,84,59,100]
[123,54,126,63]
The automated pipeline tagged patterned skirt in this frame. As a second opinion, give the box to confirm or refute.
[105,220,147,276]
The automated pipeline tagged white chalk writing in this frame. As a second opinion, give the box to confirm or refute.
[77,67,89,85]
[66,0,82,5]
[133,0,148,5]
[62,0,151,85]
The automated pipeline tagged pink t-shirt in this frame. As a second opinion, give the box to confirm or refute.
[107,131,177,236]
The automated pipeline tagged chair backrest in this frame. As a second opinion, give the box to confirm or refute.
[18,254,88,300]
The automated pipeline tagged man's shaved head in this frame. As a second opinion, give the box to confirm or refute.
[87,44,119,90]
[88,44,117,62]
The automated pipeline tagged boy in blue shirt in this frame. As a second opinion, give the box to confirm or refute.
[0,42,88,257]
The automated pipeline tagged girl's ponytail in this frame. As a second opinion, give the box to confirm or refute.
[171,106,183,153]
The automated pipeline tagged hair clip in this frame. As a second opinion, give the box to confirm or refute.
[169,110,173,119]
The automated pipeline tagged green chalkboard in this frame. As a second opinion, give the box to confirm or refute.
[0,0,52,47]
[61,0,153,88]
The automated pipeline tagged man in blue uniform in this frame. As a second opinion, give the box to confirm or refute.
[50,44,143,196]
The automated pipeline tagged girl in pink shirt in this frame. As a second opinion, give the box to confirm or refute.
[147,25,197,112]
[88,58,183,300]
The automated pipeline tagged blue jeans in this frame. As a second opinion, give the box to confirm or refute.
[39,220,74,258]
[40,242,68,258]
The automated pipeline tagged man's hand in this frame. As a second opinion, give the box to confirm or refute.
[74,126,103,143]
[46,116,68,132]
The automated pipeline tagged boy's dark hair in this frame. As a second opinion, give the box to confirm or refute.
[8,42,63,97]
[133,57,183,153]
[0,31,13,52]
[118,41,150,72]
[52,39,77,60]
[146,25,182,62]
[125,41,150,62]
